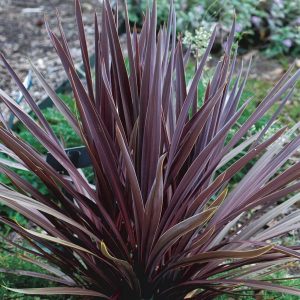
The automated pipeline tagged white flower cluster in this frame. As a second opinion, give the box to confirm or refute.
[183,27,212,59]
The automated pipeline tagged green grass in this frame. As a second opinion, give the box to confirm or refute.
[0,247,76,299]
[263,270,300,300]
[0,94,93,233]
[0,94,82,298]
[1,249,298,300]
[17,93,81,154]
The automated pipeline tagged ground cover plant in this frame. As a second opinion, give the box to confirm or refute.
[126,0,300,58]
[0,0,300,299]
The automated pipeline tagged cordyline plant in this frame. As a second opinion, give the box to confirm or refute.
[0,0,300,299]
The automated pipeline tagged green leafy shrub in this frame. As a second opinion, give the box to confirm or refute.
[264,0,300,57]
[0,1,299,299]
[126,0,300,57]
[0,247,71,299]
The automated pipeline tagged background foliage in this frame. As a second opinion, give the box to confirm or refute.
[126,0,300,57]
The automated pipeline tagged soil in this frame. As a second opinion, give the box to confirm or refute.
[0,0,101,118]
